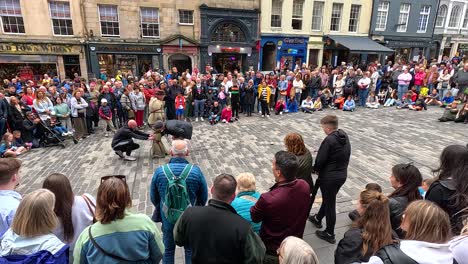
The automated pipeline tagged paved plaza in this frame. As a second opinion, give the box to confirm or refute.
[17,106,466,263]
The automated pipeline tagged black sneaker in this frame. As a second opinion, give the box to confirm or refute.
[115,150,124,159]
[308,214,323,229]
[316,230,336,244]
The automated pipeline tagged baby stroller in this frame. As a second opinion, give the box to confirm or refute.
[39,118,66,148]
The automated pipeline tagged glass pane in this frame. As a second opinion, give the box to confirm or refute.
[211,23,246,42]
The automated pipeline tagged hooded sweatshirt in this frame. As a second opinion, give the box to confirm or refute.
[450,235,468,264]
[365,240,453,264]
[314,129,351,181]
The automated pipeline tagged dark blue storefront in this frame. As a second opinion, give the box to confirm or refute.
[259,36,308,71]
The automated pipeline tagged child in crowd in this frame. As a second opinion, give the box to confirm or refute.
[396,91,415,109]
[221,105,235,123]
[333,94,345,110]
[343,95,356,112]
[419,178,435,198]
[218,87,228,109]
[209,101,222,125]
[286,94,298,113]
[301,96,314,113]
[322,87,333,107]
[54,97,72,130]
[98,98,116,137]
[275,97,286,115]
[348,182,382,221]
[0,132,27,157]
[175,91,186,121]
[456,102,468,124]
[384,90,398,107]
[258,84,271,117]
[420,86,429,97]
[13,130,32,149]
[409,94,427,111]
[49,114,72,137]
[425,89,440,105]
[151,121,167,159]
[366,91,380,109]
[439,91,455,108]
[312,97,323,111]
[378,89,388,104]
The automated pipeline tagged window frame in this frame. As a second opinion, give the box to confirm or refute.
[348,4,361,32]
[291,0,304,30]
[416,5,431,33]
[98,4,120,37]
[0,0,25,34]
[271,0,282,28]
[396,3,411,33]
[140,7,160,38]
[436,5,447,28]
[311,1,324,31]
[178,9,194,25]
[448,5,462,28]
[49,1,73,36]
[375,1,389,31]
[463,9,468,28]
[330,3,343,32]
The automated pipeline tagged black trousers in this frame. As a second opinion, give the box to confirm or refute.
[112,140,140,155]
[231,95,240,117]
[260,100,270,115]
[316,178,346,235]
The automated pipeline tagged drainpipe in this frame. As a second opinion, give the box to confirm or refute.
[430,0,441,60]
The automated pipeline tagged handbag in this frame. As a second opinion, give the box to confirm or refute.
[127,109,135,119]
[82,194,97,223]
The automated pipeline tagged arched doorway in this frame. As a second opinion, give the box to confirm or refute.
[262,42,276,71]
[168,54,192,73]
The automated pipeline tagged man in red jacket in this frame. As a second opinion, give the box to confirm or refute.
[251,151,310,264]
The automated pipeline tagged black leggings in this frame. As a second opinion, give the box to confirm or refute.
[261,100,270,116]
[316,178,346,235]
[113,140,140,155]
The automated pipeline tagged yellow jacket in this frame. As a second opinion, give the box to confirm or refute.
[257,85,271,104]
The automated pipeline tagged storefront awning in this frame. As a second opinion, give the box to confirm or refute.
[327,36,394,53]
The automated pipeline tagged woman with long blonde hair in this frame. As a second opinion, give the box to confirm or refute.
[0,189,69,263]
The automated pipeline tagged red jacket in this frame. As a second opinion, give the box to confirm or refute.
[175,95,186,109]
[221,108,232,120]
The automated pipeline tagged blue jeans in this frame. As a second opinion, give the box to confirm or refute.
[439,88,448,100]
[295,92,302,104]
[162,223,191,264]
[309,89,318,98]
[397,85,408,101]
[53,126,68,134]
[358,89,368,107]
[194,99,205,118]
[414,85,421,93]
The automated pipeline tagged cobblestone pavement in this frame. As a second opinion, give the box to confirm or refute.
[17,106,466,263]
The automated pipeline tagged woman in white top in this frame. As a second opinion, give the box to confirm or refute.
[42,173,95,254]
[293,74,304,105]
[333,74,345,97]
[451,222,468,264]
[437,69,453,100]
[33,89,54,121]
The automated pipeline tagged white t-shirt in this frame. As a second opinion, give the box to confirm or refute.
[358,77,371,89]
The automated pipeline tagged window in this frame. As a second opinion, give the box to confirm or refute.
[375,1,389,31]
[178,10,193,24]
[291,0,303,30]
[49,1,73,35]
[436,5,447,27]
[417,6,431,32]
[271,0,282,28]
[448,5,461,28]
[98,5,119,37]
[348,5,361,32]
[397,4,410,32]
[463,10,468,28]
[311,1,324,31]
[330,3,343,31]
[140,7,159,37]
[211,23,246,42]
[0,0,24,33]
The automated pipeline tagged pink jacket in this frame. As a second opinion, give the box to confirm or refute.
[414,72,426,86]
[398,73,412,85]
[221,108,232,120]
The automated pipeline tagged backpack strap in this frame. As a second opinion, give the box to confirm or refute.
[88,226,137,262]
[81,194,96,223]
[162,164,193,181]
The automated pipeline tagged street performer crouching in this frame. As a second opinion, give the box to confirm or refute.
[112,120,154,161]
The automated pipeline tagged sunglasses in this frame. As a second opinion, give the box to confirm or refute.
[100,175,126,184]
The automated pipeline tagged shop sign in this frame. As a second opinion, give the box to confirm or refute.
[387,41,428,48]
[283,38,305,45]
[0,43,80,55]
[221,47,240,53]
[92,45,161,54]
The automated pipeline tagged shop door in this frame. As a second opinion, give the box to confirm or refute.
[308,49,319,68]
[139,55,153,77]
[63,55,81,79]
[212,53,243,74]
[168,54,192,73]
[262,42,276,71]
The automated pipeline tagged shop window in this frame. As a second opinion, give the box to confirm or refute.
[348,5,361,32]
[140,7,159,38]
[311,1,324,31]
[291,0,303,30]
[98,5,119,37]
[417,6,431,33]
[448,5,461,28]
[178,10,193,25]
[49,1,73,36]
[436,5,447,27]
[330,3,343,31]
[0,0,24,34]
[375,1,389,31]
[63,55,80,79]
[397,3,410,32]
[271,0,282,28]
[211,23,246,43]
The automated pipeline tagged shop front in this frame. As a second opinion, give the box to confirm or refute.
[199,4,259,74]
[0,42,86,82]
[161,35,199,73]
[260,36,308,71]
[385,39,431,64]
[87,43,162,79]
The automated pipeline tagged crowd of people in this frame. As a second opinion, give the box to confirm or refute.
[1,57,468,158]
[0,112,467,264]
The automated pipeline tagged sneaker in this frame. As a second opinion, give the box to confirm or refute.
[308,214,323,229]
[262,115,265,118]
[280,112,283,115]
[200,117,204,121]
[315,230,336,244]
[115,150,124,159]
[267,115,270,118]
[104,133,109,137]
[195,117,199,122]
[61,132,67,137]
[73,138,79,144]
[124,155,137,161]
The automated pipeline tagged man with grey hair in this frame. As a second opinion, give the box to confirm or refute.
[150,139,208,264]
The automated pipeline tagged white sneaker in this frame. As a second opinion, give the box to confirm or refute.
[61,132,67,136]
[200,117,204,121]
[267,115,270,118]
[104,133,109,137]
[222,119,226,123]
[280,112,283,115]
[124,155,137,161]
[262,115,265,118]
[195,117,199,122]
